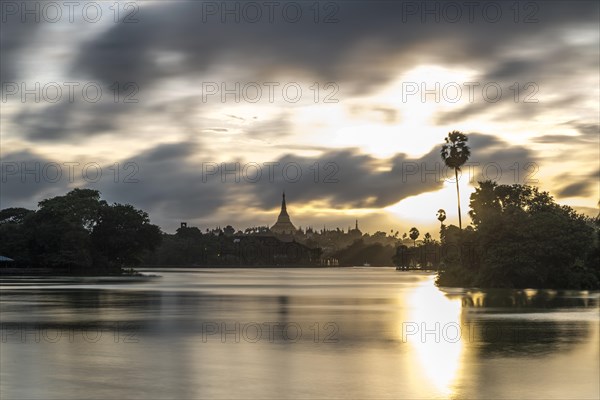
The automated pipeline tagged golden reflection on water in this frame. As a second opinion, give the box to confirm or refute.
[401,277,466,398]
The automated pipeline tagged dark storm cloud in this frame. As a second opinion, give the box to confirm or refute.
[92,133,535,225]
[88,141,228,222]
[2,1,595,224]
[7,1,598,141]
[0,17,40,84]
[486,60,539,81]
[1,134,537,228]
[13,100,126,140]
[0,143,224,224]
[434,41,599,125]
[0,150,72,207]
[143,142,196,162]
[467,133,531,163]
[72,1,599,91]
[246,131,537,210]
[248,148,443,210]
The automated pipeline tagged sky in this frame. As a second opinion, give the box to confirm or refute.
[1,0,599,235]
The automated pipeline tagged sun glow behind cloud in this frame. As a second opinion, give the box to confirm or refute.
[281,65,483,159]
[386,177,473,231]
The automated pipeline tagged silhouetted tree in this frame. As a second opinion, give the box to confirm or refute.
[0,208,35,264]
[409,227,420,247]
[423,232,432,243]
[0,208,34,225]
[0,189,162,274]
[437,181,599,289]
[441,131,471,229]
[28,189,106,269]
[437,209,447,228]
[223,225,235,236]
[91,203,162,270]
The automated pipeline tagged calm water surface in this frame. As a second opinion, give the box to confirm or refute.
[1,268,598,399]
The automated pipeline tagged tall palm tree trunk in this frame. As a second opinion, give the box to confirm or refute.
[455,167,462,229]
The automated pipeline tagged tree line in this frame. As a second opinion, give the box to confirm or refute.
[0,189,162,274]
[392,131,600,289]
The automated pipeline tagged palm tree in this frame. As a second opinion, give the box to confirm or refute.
[436,209,447,228]
[409,227,420,247]
[423,232,432,244]
[441,131,471,229]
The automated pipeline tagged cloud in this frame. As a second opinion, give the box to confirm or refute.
[0,150,72,208]
[556,169,599,198]
[204,128,229,133]
[0,18,41,84]
[1,0,597,227]
[13,101,126,141]
[5,1,598,144]
[532,120,599,144]
[88,141,228,223]
[570,121,599,139]
[0,133,544,230]
[98,134,538,227]
[71,1,599,93]
[557,181,593,198]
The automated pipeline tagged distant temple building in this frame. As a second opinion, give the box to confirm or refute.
[270,192,298,235]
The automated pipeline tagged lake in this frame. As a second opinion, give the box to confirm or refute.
[1,268,598,399]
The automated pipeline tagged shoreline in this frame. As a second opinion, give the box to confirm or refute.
[0,264,403,277]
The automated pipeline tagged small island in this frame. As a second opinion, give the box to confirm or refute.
[394,131,599,290]
[433,180,599,289]
[0,189,162,276]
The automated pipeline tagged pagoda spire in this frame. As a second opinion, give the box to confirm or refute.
[281,192,287,214]
[271,192,296,234]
